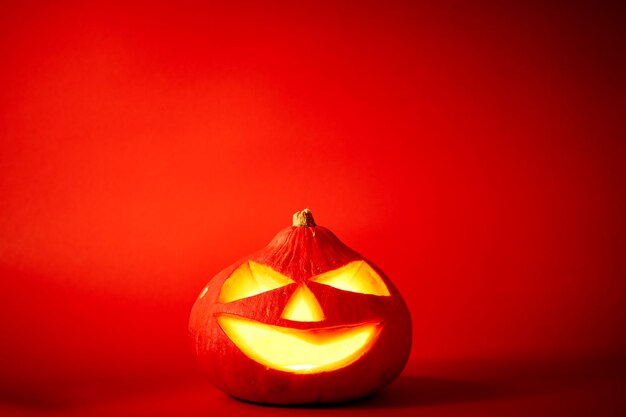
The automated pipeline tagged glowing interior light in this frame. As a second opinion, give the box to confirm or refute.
[280,285,325,322]
[285,364,317,371]
[218,261,294,303]
[310,260,391,296]
[216,314,381,374]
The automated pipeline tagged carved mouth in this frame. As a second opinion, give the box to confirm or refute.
[216,314,383,374]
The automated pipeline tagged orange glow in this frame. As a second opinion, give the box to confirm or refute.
[216,314,381,374]
[218,261,294,303]
[310,261,390,296]
[280,285,325,322]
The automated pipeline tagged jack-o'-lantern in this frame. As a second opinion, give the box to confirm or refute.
[189,209,412,404]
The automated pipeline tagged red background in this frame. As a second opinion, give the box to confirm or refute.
[1,1,625,416]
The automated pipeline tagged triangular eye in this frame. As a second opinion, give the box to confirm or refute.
[309,261,391,296]
[218,261,294,303]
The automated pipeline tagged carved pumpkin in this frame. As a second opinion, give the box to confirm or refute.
[189,209,412,404]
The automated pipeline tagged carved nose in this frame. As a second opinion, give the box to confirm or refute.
[280,284,325,322]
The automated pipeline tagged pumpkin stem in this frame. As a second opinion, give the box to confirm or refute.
[292,208,316,227]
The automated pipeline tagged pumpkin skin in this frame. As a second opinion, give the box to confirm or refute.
[189,209,412,404]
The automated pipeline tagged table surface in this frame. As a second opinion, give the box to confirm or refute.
[2,354,625,417]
